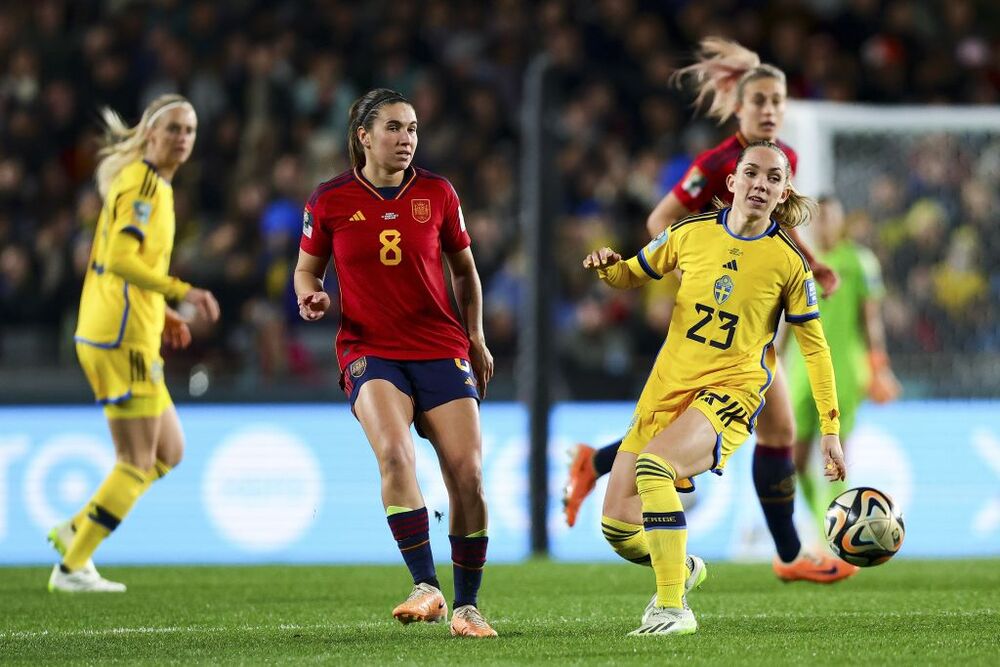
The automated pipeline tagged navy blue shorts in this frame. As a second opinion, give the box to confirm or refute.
[341,356,480,414]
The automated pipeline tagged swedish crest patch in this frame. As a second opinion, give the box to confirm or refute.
[714,275,734,305]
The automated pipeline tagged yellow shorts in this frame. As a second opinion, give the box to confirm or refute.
[621,386,758,477]
[76,343,172,418]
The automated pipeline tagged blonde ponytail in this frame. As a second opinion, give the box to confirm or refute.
[774,183,816,229]
[671,37,786,124]
[94,94,192,198]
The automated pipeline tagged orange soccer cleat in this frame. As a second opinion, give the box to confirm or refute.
[450,605,498,638]
[392,583,448,624]
[772,549,860,584]
[563,443,598,527]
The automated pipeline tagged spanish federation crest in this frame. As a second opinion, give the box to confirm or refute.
[349,357,367,378]
[411,199,431,223]
[714,275,734,305]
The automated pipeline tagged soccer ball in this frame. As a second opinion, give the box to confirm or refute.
[824,487,905,567]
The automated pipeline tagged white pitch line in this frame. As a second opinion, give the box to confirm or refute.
[522,608,999,624]
[1,609,995,641]
[0,623,332,641]
[697,609,999,621]
[0,609,1000,639]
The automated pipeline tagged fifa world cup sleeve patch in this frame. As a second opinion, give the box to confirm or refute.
[646,230,668,252]
[302,209,313,238]
[805,278,818,306]
[681,166,706,198]
[133,200,152,225]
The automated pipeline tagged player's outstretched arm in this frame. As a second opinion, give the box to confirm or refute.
[293,248,331,322]
[446,247,493,397]
[106,231,219,328]
[790,317,843,481]
[584,247,652,289]
[106,231,193,301]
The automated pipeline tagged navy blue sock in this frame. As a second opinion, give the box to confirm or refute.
[449,534,488,608]
[752,443,801,563]
[387,508,438,588]
[593,440,621,477]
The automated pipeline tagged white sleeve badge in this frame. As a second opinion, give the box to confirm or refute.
[302,209,313,238]
[133,200,152,225]
[805,278,818,306]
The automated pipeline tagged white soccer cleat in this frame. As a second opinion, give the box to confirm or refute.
[643,555,708,623]
[48,564,127,593]
[48,520,102,578]
[629,605,697,636]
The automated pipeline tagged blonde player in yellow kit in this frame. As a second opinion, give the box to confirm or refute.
[584,141,845,636]
[48,94,220,592]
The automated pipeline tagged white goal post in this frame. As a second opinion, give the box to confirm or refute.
[782,100,1000,397]
[783,100,1000,200]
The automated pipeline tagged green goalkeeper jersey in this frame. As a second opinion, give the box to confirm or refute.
[786,240,884,405]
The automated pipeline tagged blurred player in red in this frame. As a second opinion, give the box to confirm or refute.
[565,38,857,583]
[294,88,497,637]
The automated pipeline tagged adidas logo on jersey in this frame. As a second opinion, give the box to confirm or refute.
[350,210,366,222]
[722,259,738,271]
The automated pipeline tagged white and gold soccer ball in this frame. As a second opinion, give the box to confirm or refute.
[824,487,905,567]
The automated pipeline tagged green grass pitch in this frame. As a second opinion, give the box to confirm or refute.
[2,559,997,665]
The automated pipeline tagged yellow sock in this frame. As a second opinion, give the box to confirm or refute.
[71,459,170,531]
[63,462,151,571]
[635,453,687,609]
[601,516,651,566]
[152,459,172,480]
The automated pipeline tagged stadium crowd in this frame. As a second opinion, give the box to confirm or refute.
[0,0,998,400]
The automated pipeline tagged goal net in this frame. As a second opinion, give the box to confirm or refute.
[783,101,1000,398]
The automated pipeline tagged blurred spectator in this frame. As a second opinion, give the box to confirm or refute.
[0,0,997,400]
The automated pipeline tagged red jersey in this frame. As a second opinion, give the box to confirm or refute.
[300,166,472,372]
[672,132,799,212]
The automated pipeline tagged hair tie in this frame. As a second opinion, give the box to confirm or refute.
[358,93,405,130]
[147,100,192,127]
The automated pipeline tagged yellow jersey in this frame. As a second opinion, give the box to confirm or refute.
[600,208,839,434]
[75,160,189,351]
